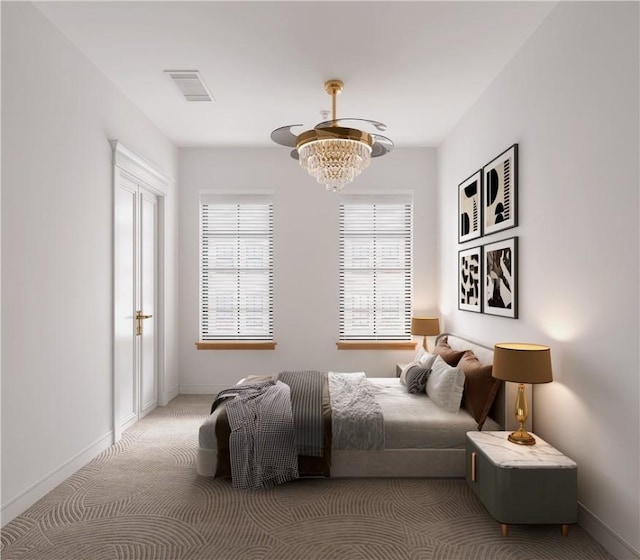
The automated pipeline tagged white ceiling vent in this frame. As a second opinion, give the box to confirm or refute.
[164,70,213,102]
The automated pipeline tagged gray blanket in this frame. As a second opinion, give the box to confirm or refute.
[278,370,324,457]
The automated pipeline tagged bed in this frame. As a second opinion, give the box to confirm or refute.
[197,333,531,481]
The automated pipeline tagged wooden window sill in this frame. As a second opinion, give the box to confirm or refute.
[336,341,416,350]
[195,341,277,350]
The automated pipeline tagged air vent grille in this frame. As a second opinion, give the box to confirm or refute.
[164,70,213,102]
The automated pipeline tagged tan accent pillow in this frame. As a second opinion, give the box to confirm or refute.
[458,350,502,430]
[432,336,467,366]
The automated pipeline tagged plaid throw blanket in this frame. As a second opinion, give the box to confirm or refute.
[212,380,299,489]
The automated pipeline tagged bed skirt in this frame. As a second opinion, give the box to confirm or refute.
[197,447,466,478]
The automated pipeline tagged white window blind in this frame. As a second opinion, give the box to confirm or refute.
[339,194,413,341]
[200,194,273,341]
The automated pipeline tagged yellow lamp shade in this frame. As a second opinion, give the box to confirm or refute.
[410,317,440,336]
[492,343,553,384]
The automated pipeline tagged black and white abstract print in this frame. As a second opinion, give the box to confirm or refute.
[483,237,518,318]
[459,246,481,313]
[486,161,510,224]
[458,171,482,243]
[483,144,518,235]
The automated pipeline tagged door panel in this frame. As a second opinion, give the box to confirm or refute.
[139,189,157,417]
[115,176,138,429]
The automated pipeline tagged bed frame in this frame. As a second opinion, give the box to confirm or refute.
[330,333,531,478]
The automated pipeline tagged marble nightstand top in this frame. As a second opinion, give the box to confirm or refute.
[467,431,577,469]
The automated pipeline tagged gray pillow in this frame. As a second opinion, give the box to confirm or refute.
[405,365,431,394]
[400,352,436,386]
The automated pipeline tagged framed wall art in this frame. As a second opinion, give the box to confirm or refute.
[458,246,482,313]
[458,170,482,243]
[483,236,517,318]
[483,144,518,236]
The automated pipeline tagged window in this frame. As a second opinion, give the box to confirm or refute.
[199,194,274,346]
[339,194,412,342]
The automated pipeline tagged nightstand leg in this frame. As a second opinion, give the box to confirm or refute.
[561,524,570,537]
[501,524,509,537]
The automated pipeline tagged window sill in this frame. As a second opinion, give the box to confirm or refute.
[336,341,416,350]
[195,341,277,350]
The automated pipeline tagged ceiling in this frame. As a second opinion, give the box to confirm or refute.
[35,1,557,148]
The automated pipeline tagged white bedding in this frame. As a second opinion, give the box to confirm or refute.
[367,377,500,449]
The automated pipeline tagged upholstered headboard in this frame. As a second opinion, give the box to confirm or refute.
[435,333,532,432]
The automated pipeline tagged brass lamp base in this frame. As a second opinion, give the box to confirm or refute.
[508,427,536,446]
[507,383,536,445]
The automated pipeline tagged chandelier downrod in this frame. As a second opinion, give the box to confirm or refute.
[324,79,344,124]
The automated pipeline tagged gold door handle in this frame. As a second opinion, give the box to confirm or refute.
[471,452,477,482]
[135,310,153,336]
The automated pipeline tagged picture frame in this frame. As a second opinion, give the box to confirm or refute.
[458,170,482,243]
[483,144,518,236]
[458,245,482,313]
[483,236,518,319]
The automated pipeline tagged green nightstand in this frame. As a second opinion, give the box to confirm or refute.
[466,431,578,536]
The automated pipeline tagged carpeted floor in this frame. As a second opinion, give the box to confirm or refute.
[1,395,615,560]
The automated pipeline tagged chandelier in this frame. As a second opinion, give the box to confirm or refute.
[270,79,394,192]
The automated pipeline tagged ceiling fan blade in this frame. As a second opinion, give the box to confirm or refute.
[315,118,387,132]
[371,134,394,158]
[270,124,303,147]
[290,149,299,160]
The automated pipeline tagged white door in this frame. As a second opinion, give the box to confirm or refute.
[114,173,158,435]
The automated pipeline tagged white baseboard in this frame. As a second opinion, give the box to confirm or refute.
[1,430,113,527]
[579,502,640,560]
[120,412,137,432]
[161,384,180,405]
[179,384,223,395]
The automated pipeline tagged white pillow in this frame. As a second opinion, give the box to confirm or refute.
[400,352,436,386]
[414,346,427,364]
[417,350,436,367]
[426,355,465,413]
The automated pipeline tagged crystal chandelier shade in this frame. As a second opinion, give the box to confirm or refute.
[298,138,372,192]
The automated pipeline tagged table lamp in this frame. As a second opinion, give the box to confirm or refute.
[492,343,553,446]
[410,317,440,351]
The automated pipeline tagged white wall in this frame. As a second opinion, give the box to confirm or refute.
[438,3,639,558]
[178,147,437,392]
[1,3,178,523]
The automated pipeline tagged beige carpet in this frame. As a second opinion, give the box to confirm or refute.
[1,395,614,560]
